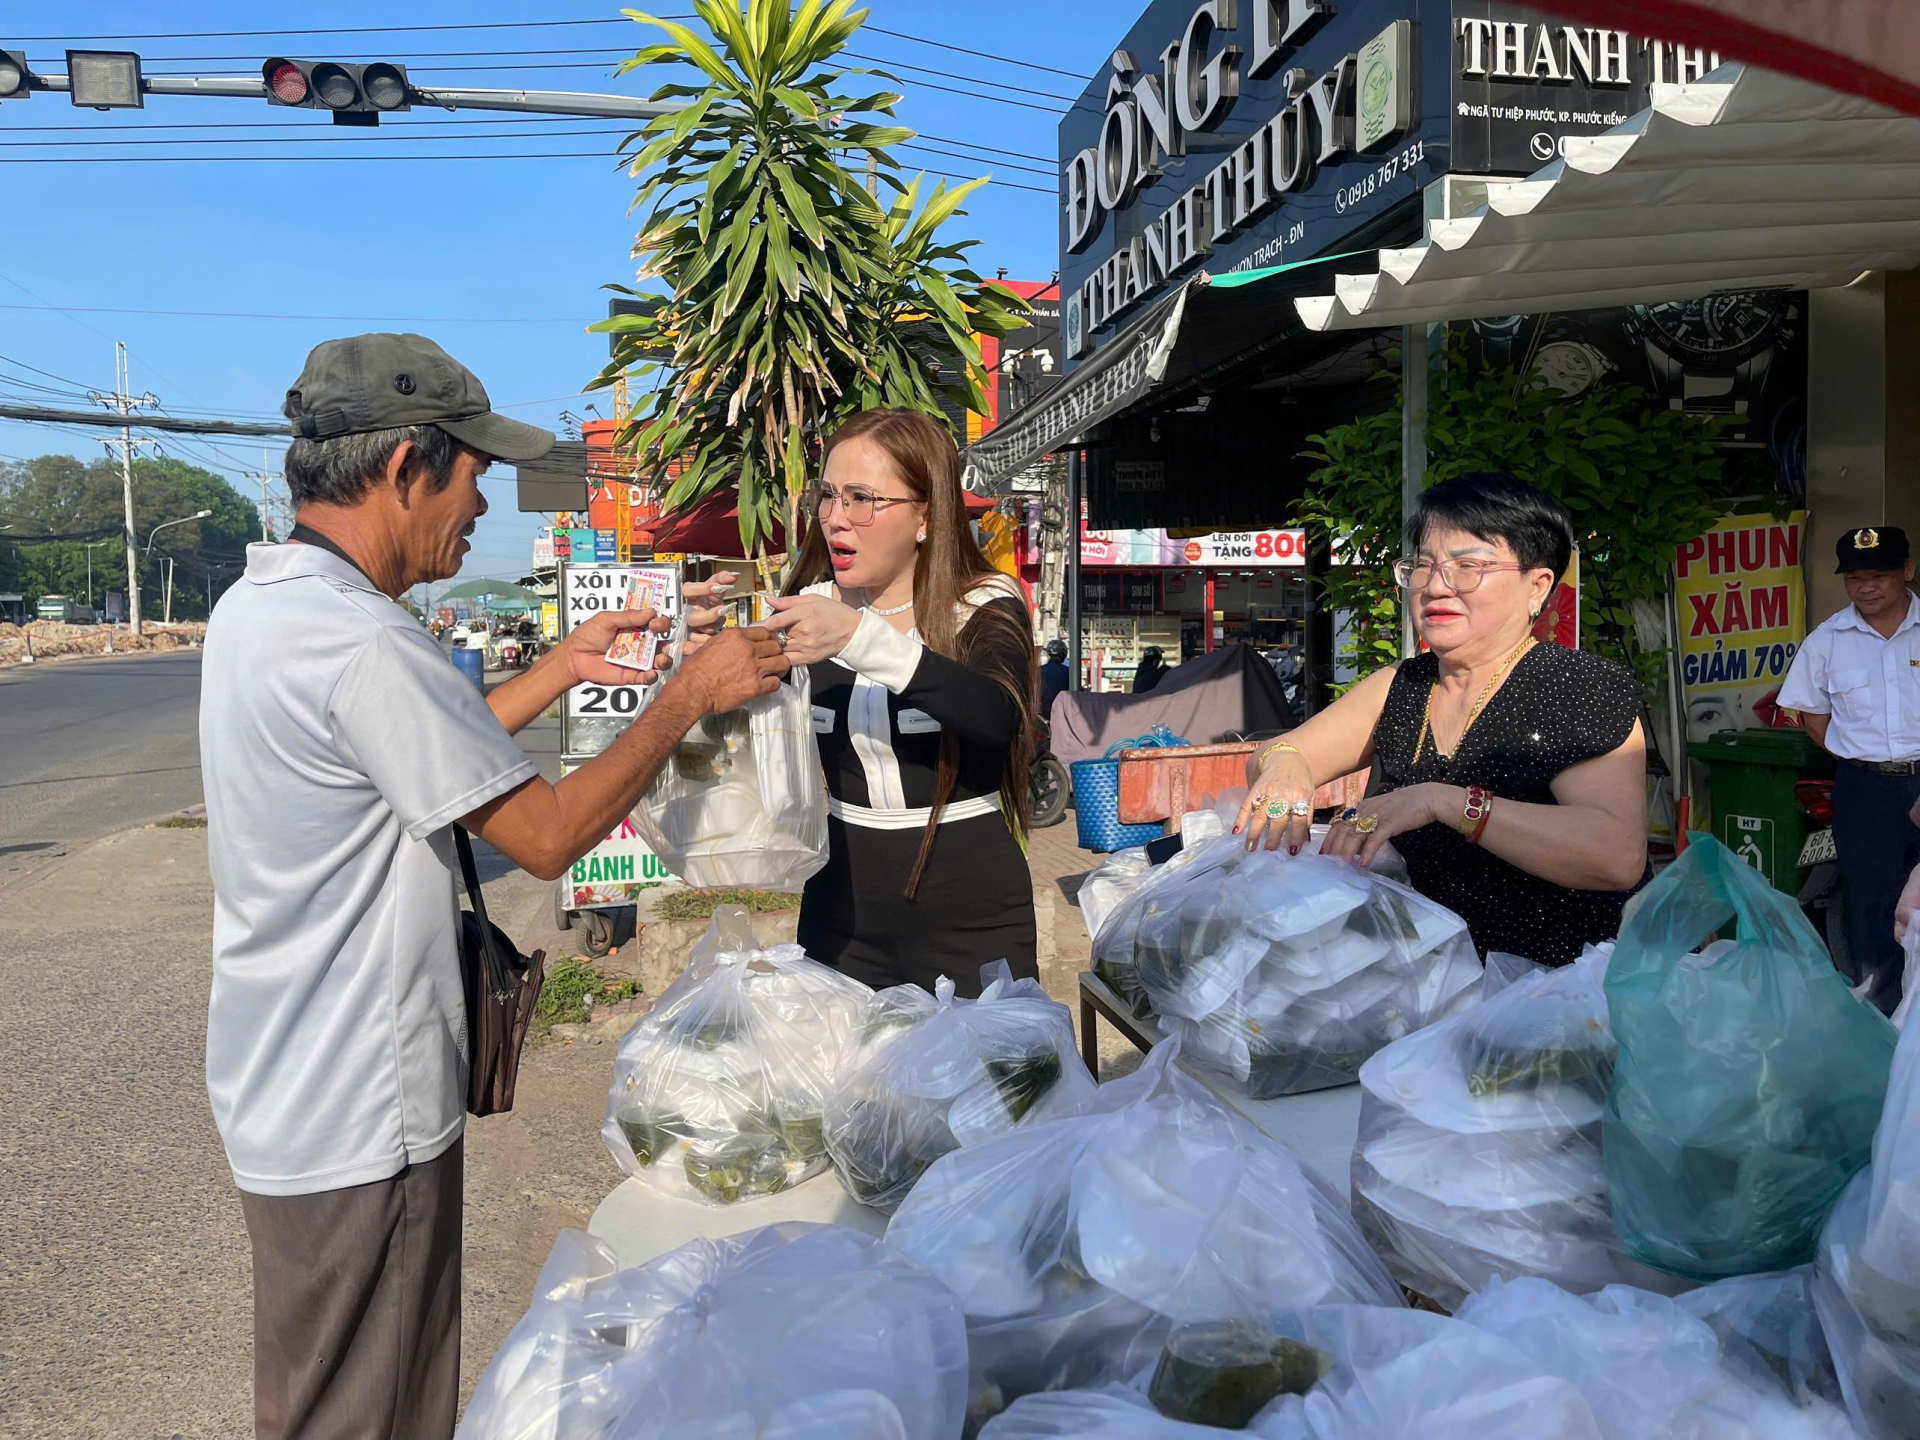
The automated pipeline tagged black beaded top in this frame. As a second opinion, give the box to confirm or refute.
[1370,644,1649,965]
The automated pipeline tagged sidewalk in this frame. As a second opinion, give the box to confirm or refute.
[0,822,616,1440]
[0,807,1127,1439]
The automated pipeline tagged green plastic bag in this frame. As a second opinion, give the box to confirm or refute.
[1604,834,1896,1281]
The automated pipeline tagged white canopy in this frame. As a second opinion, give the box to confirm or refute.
[1294,63,1920,332]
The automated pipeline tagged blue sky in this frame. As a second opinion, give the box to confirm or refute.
[0,1,1113,581]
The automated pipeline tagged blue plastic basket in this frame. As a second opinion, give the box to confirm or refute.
[1070,728,1190,853]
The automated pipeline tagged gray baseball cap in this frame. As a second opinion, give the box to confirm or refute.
[283,332,555,462]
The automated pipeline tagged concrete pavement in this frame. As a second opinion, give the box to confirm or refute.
[0,642,1139,1436]
[0,651,206,889]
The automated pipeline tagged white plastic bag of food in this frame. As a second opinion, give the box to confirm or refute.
[1452,1277,1722,1439]
[1815,1169,1920,1439]
[601,927,870,1206]
[887,1039,1403,1434]
[979,1307,1603,1440]
[456,1222,967,1440]
[1098,831,1481,1097]
[824,963,1095,1211]
[1455,1271,1856,1440]
[633,671,828,891]
[1678,1267,1854,1438]
[1349,943,1683,1307]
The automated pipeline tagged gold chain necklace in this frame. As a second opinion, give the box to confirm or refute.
[1414,636,1536,765]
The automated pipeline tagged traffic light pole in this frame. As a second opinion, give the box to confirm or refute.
[29,70,691,121]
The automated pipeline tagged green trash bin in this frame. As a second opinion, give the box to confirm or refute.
[1685,728,1822,896]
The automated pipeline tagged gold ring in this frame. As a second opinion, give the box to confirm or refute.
[1266,800,1286,819]
[1336,807,1359,825]
[1354,813,1380,834]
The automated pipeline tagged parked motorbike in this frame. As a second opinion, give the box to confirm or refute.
[1029,719,1070,828]
[1795,777,1852,983]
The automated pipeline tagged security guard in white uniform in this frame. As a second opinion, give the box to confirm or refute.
[1778,526,1920,1014]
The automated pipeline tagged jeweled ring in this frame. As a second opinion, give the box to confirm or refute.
[1290,799,1312,818]
[1337,807,1360,825]
[1354,813,1381,835]
[1266,800,1287,819]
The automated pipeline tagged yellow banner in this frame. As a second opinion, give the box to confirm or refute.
[1674,511,1807,742]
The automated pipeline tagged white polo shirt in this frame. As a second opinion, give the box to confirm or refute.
[199,542,536,1195]
[1777,590,1920,762]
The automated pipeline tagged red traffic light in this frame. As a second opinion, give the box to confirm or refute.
[265,59,308,105]
[261,57,409,117]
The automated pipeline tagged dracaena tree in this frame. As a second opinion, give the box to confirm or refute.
[589,0,1030,555]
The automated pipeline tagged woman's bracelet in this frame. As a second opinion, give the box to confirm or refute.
[1253,739,1302,773]
[1459,785,1493,844]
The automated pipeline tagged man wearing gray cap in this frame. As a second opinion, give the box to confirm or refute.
[198,335,788,1439]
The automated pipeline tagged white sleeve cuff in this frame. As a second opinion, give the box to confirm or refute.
[836,608,924,693]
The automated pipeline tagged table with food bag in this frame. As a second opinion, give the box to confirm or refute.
[457,821,1917,1440]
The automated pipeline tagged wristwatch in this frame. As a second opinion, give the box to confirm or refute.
[1529,339,1614,398]
[1624,291,1794,419]
[1471,314,1529,370]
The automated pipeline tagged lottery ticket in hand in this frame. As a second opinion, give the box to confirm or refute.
[602,568,679,673]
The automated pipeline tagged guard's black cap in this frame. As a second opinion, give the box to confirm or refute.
[1835,525,1911,573]
[283,333,555,463]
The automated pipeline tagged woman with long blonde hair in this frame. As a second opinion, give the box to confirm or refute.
[761,408,1039,995]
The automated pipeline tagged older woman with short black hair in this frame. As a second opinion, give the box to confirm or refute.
[1240,470,1648,964]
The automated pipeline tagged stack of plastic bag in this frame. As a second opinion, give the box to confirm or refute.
[1093,831,1480,1097]
[977,1307,1605,1439]
[1814,970,1920,1437]
[602,919,871,1206]
[886,1039,1403,1434]
[823,962,1096,1211]
[1082,812,1228,1019]
[455,1222,968,1439]
[1604,835,1896,1281]
[1451,1273,1854,1440]
[632,675,829,890]
[1350,942,1685,1307]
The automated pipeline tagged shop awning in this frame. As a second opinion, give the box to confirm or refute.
[961,250,1382,495]
[1292,64,1920,333]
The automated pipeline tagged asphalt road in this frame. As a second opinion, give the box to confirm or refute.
[0,651,207,889]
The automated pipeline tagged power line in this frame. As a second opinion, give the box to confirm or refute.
[95,60,1073,113]
[0,114,1057,165]
[17,41,1082,103]
[0,124,1060,176]
[7,14,1085,81]
[0,150,1061,191]
[0,350,100,392]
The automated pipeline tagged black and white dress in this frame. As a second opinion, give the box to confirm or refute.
[795,576,1038,997]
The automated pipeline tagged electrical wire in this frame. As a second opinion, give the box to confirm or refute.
[25,41,1082,106]
[0,150,1061,191]
[0,350,100,392]
[0,117,1057,166]
[0,125,1059,176]
[10,14,1086,80]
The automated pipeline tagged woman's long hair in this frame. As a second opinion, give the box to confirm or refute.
[785,408,1037,896]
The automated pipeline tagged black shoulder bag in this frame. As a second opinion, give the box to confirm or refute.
[288,523,546,1116]
[453,828,547,1117]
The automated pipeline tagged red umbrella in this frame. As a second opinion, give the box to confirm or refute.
[1538,2,1920,115]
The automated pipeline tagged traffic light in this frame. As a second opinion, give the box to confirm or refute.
[0,50,33,101]
[262,58,410,125]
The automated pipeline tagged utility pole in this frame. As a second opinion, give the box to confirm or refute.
[88,343,158,637]
[248,442,281,543]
